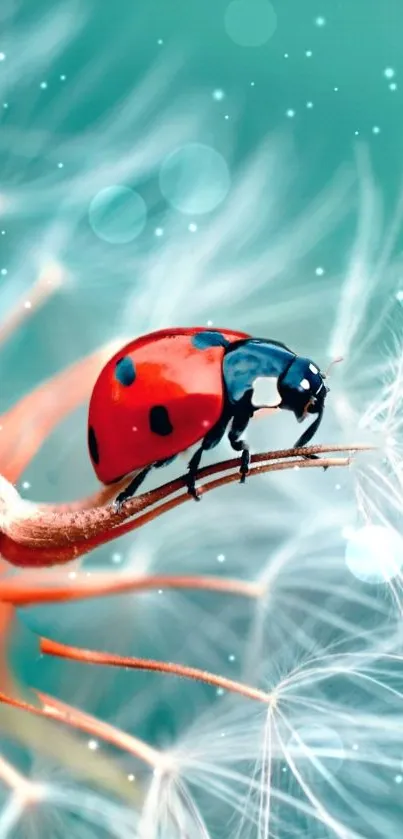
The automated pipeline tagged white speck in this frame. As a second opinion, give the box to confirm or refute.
[395,774,403,784]
[157,38,163,45]
[294,464,300,471]
[40,81,48,89]
[1,231,5,235]
[395,290,403,302]
[0,53,5,62]
[112,552,122,564]
[212,88,225,101]
[372,125,381,134]
[22,481,30,490]
[282,766,288,772]
[305,50,313,57]
[334,86,339,92]
[354,130,359,135]
[216,687,225,696]
[188,222,197,232]
[68,571,77,580]
[384,67,395,79]
[1,268,7,276]
[286,108,295,118]
[352,743,358,751]
[128,774,135,782]
[3,103,8,109]
[300,378,310,390]
[88,739,98,751]
[0,425,2,431]
[306,101,314,109]
[60,74,66,81]
[24,301,32,309]
[335,483,341,490]
[217,553,226,563]
[224,114,229,120]
[389,82,397,91]
[155,227,164,236]
[158,589,163,595]
[206,319,213,326]
[315,266,325,276]
[315,16,326,27]
[250,81,255,86]
[58,162,64,169]
[228,654,235,662]
[284,53,289,58]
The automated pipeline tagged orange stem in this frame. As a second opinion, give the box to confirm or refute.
[0,572,263,607]
[41,636,273,705]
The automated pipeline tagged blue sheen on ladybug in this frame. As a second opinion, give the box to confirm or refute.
[87,327,330,511]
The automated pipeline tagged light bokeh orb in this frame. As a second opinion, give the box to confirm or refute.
[345,524,403,584]
[89,185,147,244]
[224,0,277,48]
[287,724,345,773]
[159,143,230,215]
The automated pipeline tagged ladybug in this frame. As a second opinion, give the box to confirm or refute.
[88,327,330,511]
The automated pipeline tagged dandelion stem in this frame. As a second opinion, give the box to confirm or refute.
[41,636,273,705]
[0,572,263,607]
[0,445,369,568]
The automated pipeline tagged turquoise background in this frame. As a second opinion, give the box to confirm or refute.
[1,1,403,836]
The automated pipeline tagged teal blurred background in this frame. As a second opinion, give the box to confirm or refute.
[1,1,403,837]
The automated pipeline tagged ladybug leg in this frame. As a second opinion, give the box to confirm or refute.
[186,411,231,501]
[113,466,152,512]
[228,412,251,484]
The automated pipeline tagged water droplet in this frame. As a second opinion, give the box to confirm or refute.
[89,186,147,244]
[160,144,230,215]
[224,0,277,47]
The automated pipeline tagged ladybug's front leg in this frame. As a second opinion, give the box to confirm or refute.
[112,466,152,512]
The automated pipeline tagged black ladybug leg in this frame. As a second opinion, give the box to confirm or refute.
[112,466,152,512]
[186,447,204,501]
[228,409,252,484]
[186,410,232,501]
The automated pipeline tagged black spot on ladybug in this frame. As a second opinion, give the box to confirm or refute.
[149,405,173,436]
[88,426,99,465]
[115,356,136,386]
[191,331,230,350]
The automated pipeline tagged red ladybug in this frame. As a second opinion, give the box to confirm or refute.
[88,327,329,510]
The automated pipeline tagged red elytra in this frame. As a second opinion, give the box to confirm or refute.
[88,327,249,485]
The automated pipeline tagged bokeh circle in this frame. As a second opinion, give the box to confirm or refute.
[224,0,277,47]
[89,186,147,244]
[345,524,403,584]
[159,143,230,215]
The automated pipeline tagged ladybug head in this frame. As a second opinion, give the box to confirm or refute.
[277,356,329,447]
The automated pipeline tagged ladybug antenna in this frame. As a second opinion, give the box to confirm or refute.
[323,356,343,379]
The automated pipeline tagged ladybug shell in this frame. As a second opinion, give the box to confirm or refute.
[88,327,249,484]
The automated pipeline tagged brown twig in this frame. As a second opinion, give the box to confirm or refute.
[0,444,368,567]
